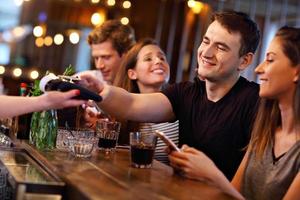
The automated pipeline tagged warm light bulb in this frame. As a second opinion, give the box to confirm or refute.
[44,36,53,46]
[0,66,5,75]
[69,32,80,44]
[91,12,105,26]
[13,68,22,77]
[54,34,64,45]
[187,0,195,8]
[120,17,129,25]
[30,70,39,79]
[123,1,131,9]
[35,37,44,47]
[107,0,115,6]
[187,0,203,14]
[91,0,100,3]
[33,25,44,37]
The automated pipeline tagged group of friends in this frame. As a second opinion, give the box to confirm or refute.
[1,10,300,200]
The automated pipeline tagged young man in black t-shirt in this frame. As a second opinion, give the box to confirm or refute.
[80,11,261,180]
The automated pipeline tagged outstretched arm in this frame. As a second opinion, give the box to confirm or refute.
[0,90,85,118]
[79,73,176,123]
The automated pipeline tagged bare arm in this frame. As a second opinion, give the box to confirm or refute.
[99,84,175,122]
[231,150,249,191]
[283,172,300,200]
[0,90,85,118]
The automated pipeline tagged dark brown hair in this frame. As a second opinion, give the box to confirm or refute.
[113,38,159,93]
[249,26,300,158]
[87,20,135,56]
[212,11,260,57]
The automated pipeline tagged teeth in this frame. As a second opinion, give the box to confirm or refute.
[152,69,164,74]
[259,80,267,84]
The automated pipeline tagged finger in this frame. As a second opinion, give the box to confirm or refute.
[63,99,86,108]
[63,89,81,98]
[170,151,189,160]
[169,154,189,168]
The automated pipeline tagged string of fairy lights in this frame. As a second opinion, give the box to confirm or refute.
[0,0,203,80]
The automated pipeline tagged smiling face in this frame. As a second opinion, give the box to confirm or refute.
[127,44,170,93]
[91,40,123,84]
[197,20,249,83]
[255,36,299,100]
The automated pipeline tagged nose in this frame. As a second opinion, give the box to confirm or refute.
[154,56,162,64]
[254,62,264,74]
[95,58,105,70]
[200,44,214,58]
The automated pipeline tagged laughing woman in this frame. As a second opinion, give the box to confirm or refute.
[114,38,179,164]
[169,26,300,200]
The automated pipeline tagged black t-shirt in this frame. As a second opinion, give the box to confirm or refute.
[161,77,259,180]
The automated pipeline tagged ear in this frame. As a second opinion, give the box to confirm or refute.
[238,52,254,71]
[127,69,137,80]
[293,65,300,83]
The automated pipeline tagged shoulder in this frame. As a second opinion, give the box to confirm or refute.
[162,78,204,96]
[235,77,259,100]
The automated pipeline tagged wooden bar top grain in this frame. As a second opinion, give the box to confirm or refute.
[21,143,235,200]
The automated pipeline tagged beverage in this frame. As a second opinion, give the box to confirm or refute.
[96,120,121,153]
[129,132,157,168]
[131,145,155,167]
[98,138,117,149]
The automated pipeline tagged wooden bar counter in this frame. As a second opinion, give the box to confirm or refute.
[17,142,235,200]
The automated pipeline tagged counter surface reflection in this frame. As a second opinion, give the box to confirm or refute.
[22,143,235,200]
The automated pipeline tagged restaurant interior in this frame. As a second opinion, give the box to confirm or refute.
[0,0,299,95]
[0,0,300,199]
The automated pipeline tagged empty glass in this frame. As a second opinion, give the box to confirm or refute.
[68,136,96,158]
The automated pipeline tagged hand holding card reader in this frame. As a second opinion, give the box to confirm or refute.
[39,73,102,102]
[155,130,181,152]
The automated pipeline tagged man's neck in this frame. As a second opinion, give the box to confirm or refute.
[205,75,240,102]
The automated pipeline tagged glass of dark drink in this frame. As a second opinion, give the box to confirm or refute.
[96,119,121,153]
[130,132,157,168]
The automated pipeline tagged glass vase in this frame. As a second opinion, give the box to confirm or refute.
[30,109,58,150]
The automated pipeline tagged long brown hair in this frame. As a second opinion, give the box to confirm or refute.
[113,38,159,92]
[249,26,300,158]
[113,38,165,133]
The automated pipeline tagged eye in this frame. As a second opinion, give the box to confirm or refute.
[266,59,274,63]
[159,56,166,61]
[144,57,152,61]
[202,40,209,45]
[217,45,227,51]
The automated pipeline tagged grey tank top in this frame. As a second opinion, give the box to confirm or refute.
[241,140,300,200]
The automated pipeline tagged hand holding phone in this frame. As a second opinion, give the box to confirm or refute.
[155,130,181,152]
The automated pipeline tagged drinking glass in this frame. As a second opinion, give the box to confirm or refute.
[96,119,121,153]
[130,132,157,168]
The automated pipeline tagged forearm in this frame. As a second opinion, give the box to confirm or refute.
[98,85,175,122]
[208,169,245,200]
[0,96,45,118]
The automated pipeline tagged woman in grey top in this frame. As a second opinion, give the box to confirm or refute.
[168,26,300,200]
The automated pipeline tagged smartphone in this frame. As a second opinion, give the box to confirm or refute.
[155,130,181,152]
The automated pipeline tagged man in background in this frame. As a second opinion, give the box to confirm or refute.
[87,19,136,84]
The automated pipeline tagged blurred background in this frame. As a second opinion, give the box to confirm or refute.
[0,0,299,95]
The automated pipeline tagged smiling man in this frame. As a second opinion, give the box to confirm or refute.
[87,20,136,84]
[80,11,260,180]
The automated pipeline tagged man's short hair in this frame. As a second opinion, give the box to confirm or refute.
[212,11,260,57]
[87,20,136,56]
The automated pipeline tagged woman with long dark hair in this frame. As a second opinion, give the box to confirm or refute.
[169,26,300,199]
